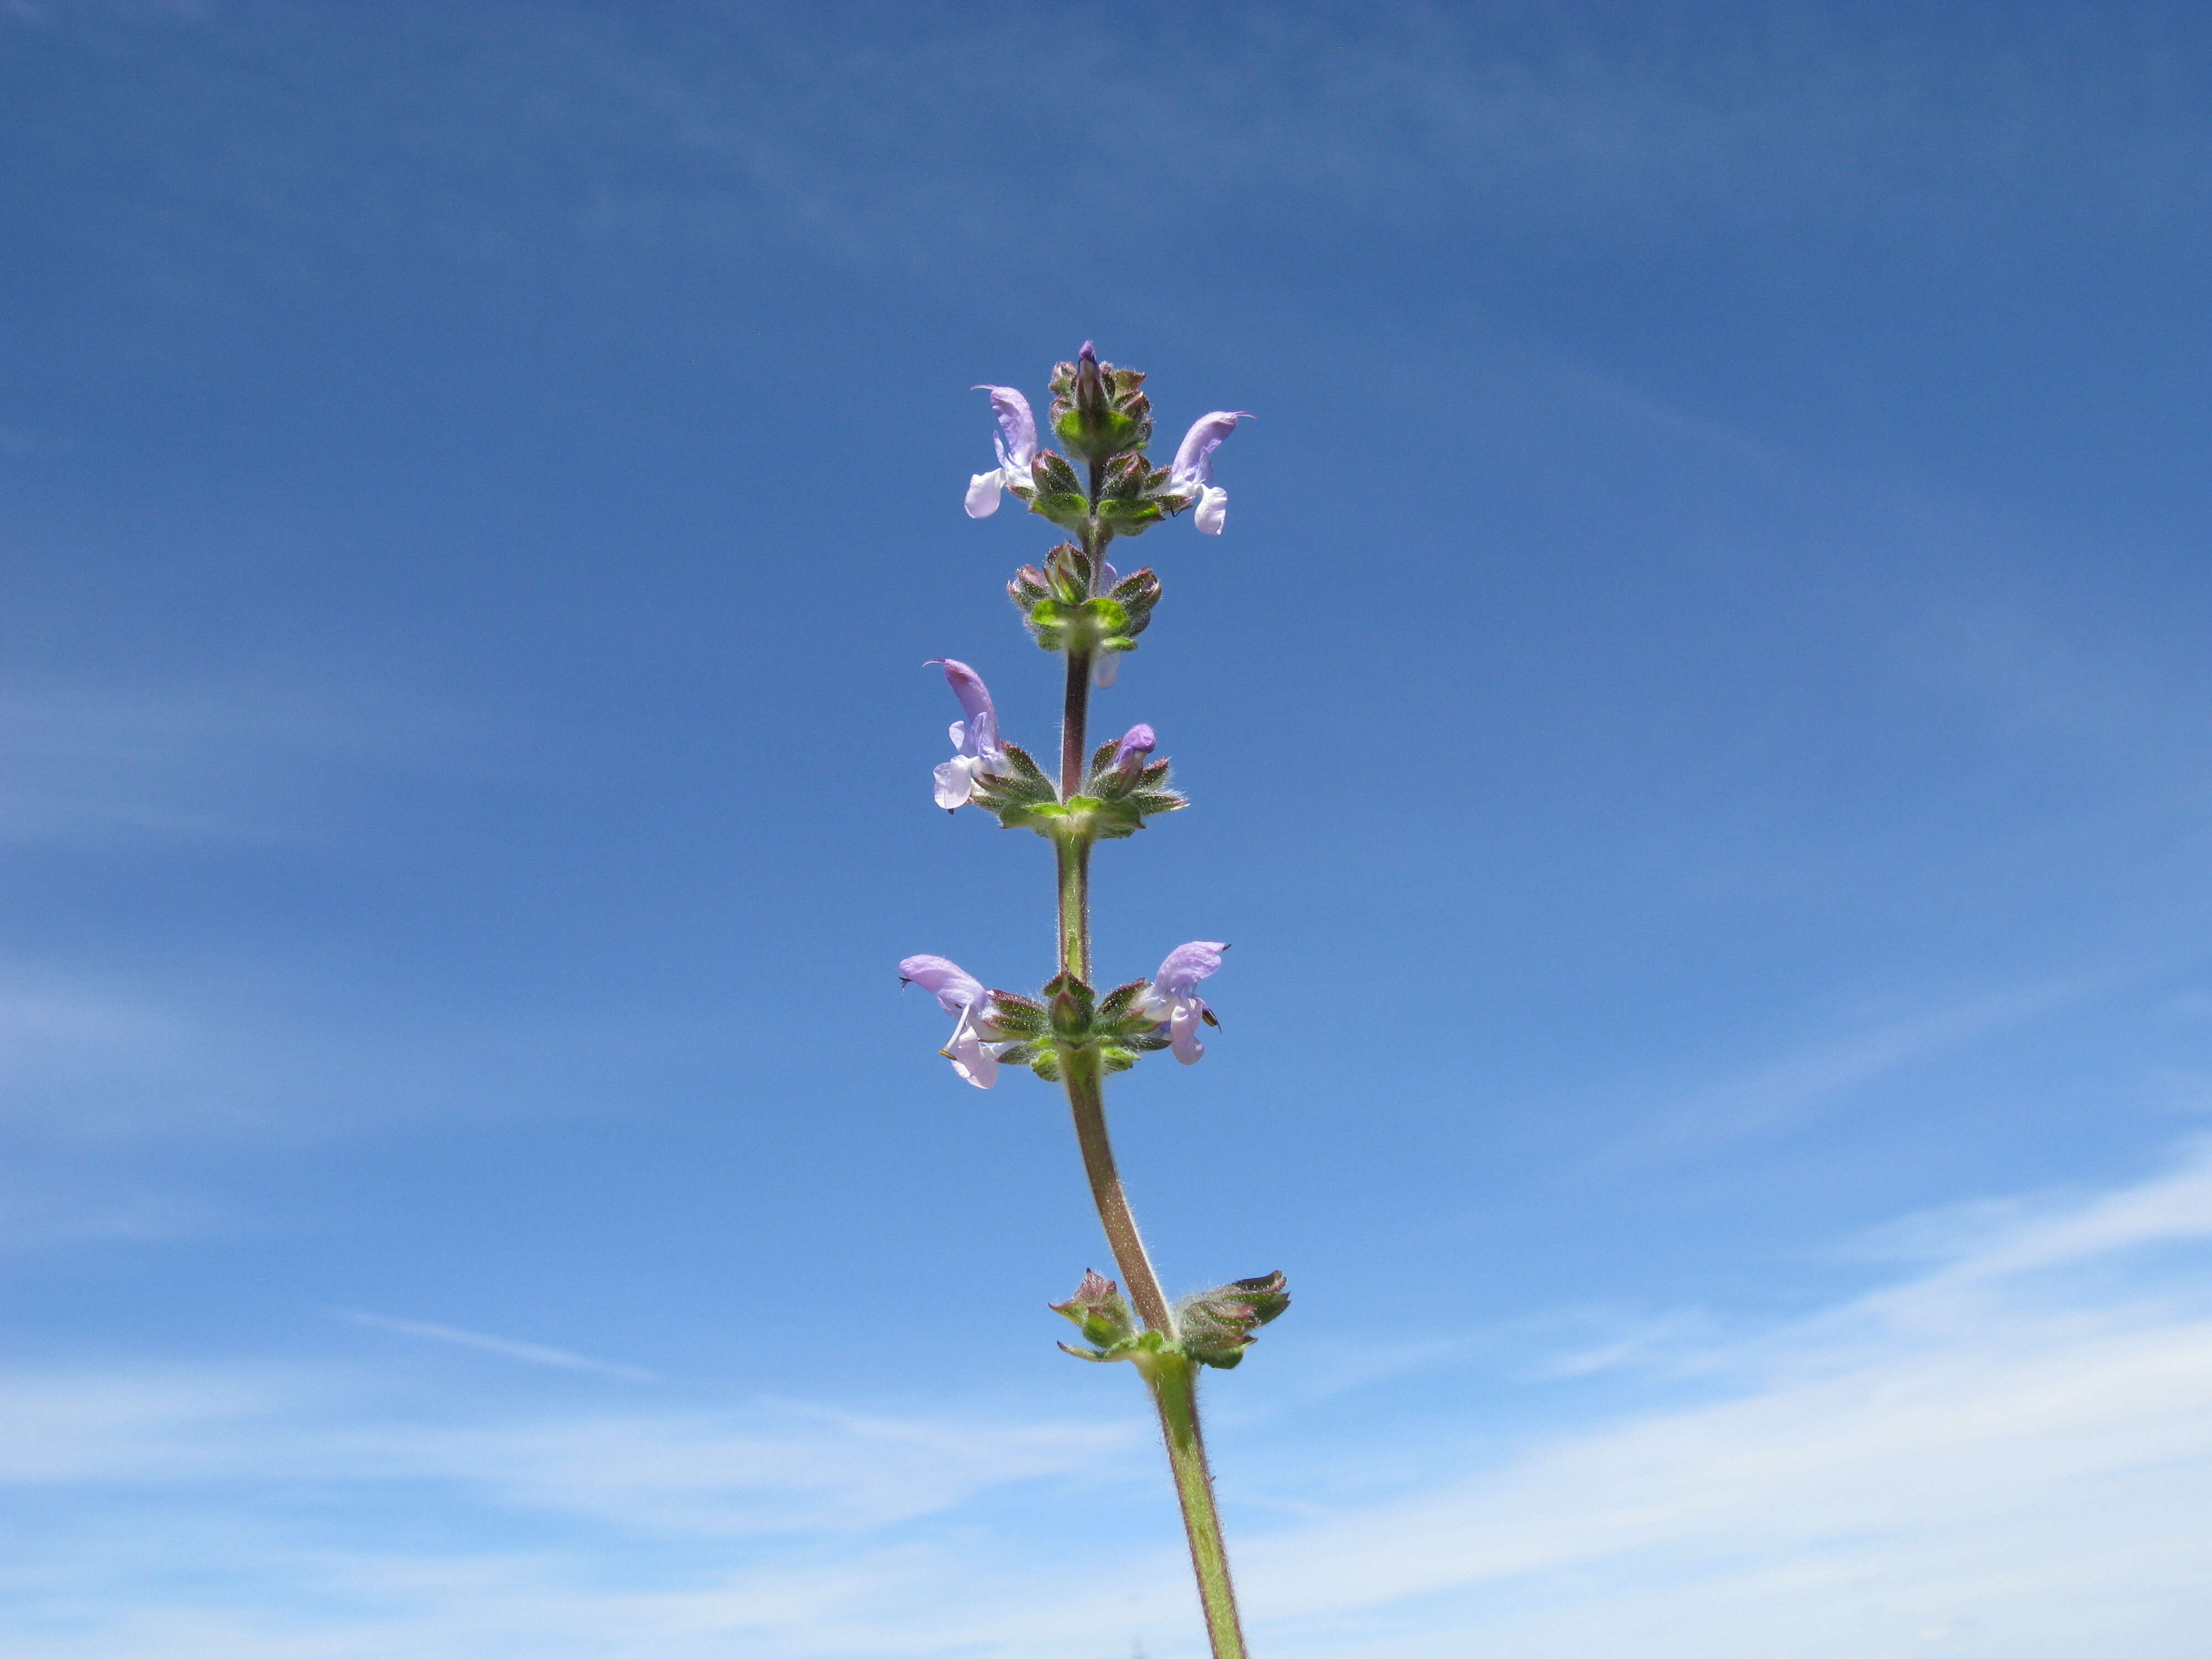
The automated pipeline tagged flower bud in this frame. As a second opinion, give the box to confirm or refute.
[1176,1271,1291,1370]
[1074,340,1108,415]
[1045,972,1097,1039]
[1047,342,1154,466]
[1109,723,1156,779]
[1051,1268,1138,1357]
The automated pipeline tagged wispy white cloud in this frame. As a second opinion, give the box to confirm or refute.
[0,1167,218,1252]
[3,1140,2209,1656]
[668,9,2212,271]
[335,1311,660,1384]
[0,952,717,1152]
[0,963,293,1150]
[0,1363,1144,1537]
[53,6,2204,309]
[1225,1141,2212,1657]
[0,678,456,847]
[1620,974,2105,1151]
[0,959,347,1149]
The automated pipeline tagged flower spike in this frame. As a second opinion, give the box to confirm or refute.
[917,349,1277,1656]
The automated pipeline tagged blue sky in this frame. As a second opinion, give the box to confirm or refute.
[4,2,2211,1654]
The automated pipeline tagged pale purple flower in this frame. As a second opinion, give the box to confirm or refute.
[1169,411,1252,535]
[927,658,1008,810]
[1139,940,1227,1065]
[899,953,1007,1089]
[1109,723,1156,779]
[964,386,1038,518]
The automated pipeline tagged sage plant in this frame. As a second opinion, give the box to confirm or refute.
[901,345,1281,1659]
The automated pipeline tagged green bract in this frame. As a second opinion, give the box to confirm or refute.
[1093,448,1194,537]
[1022,595,1128,655]
[1176,1273,1293,1369]
[968,972,1176,1086]
[1014,448,1092,529]
[1009,546,1162,659]
[1052,1267,1294,1373]
[968,740,1184,841]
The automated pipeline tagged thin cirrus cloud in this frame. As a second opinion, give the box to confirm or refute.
[74,8,2200,297]
[1234,1141,2212,1659]
[1618,974,2109,1152]
[633,11,2205,262]
[336,1310,661,1384]
[2,1139,2207,1657]
[0,678,462,847]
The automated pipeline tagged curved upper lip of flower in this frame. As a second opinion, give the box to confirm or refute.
[925,659,1009,810]
[899,953,1006,1088]
[1111,723,1157,771]
[1153,940,1228,995]
[926,658,998,739]
[899,953,986,1014]
[973,385,1038,472]
[1169,412,1252,491]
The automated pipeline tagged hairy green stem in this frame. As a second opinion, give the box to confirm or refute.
[1061,1057,1172,1333]
[1056,834,1092,984]
[1152,1354,1250,1659]
[1061,646,1092,833]
[1053,545,1251,1657]
[1058,643,1093,980]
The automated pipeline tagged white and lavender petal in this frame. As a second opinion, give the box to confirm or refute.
[930,658,996,732]
[962,385,1037,518]
[901,953,1007,1087]
[1111,723,1156,776]
[1154,940,1227,995]
[1167,998,1209,1065]
[977,385,1038,472]
[1169,411,1250,493]
[899,953,987,1016]
[1138,940,1227,1065]
[944,1002,1003,1089]
[933,755,979,810]
[926,660,1008,807]
[966,468,1007,517]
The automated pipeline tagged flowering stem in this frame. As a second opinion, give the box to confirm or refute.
[1056,834,1092,984]
[1151,1353,1250,1659]
[1061,644,1092,808]
[1061,1056,1172,1334]
[1057,654,1161,1323]
[1054,590,1250,1659]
